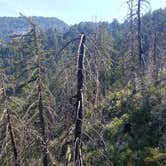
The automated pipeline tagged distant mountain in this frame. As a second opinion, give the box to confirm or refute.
[0,16,69,39]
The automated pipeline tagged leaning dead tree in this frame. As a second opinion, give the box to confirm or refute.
[1,73,21,166]
[74,33,86,166]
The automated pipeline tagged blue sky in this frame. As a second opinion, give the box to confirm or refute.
[0,0,165,24]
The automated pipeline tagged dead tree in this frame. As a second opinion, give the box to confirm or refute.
[20,13,49,166]
[137,0,146,98]
[137,0,143,68]
[1,73,21,166]
[33,24,49,166]
[74,33,86,166]
[127,0,136,94]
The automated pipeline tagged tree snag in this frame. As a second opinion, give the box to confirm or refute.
[33,25,49,166]
[74,33,86,166]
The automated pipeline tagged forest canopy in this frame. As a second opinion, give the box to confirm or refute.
[0,1,166,166]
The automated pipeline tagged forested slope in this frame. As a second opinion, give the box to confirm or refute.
[0,4,166,166]
[0,16,68,40]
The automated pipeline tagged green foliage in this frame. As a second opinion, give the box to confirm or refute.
[84,148,110,166]
[0,7,166,166]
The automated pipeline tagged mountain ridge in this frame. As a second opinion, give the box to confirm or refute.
[0,16,69,39]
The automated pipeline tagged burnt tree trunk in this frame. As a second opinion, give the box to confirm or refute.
[74,33,86,166]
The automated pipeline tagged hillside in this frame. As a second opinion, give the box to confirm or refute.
[0,16,69,40]
[0,5,166,166]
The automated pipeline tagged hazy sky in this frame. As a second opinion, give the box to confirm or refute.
[0,0,165,24]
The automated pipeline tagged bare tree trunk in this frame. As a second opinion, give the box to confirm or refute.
[128,0,136,94]
[137,0,145,95]
[74,34,86,166]
[33,25,49,166]
[137,0,142,67]
[1,73,21,166]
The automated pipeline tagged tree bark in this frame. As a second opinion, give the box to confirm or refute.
[74,34,86,166]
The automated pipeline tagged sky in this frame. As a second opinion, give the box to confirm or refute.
[0,0,165,25]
